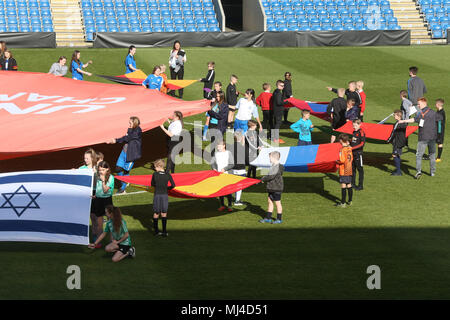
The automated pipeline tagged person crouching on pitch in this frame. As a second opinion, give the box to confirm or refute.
[151,159,175,237]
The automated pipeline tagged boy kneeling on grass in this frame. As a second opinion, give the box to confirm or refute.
[259,151,284,224]
[336,134,353,208]
[89,205,135,262]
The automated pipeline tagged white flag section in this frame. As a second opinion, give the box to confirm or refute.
[0,169,93,245]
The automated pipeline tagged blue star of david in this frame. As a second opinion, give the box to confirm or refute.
[0,185,41,217]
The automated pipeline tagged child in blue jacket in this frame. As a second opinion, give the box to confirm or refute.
[290,109,314,146]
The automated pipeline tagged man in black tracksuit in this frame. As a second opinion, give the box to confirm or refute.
[387,110,408,176]
[200,61,215,99]
[272,80,289,142]
[327,87,347,143]
[282,72,293,123]
[351,119,366,190]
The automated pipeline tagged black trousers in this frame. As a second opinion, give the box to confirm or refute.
[352,152,364,187]
[262,110,273,138]
[283,108,290,122]
[165,140,180,174]
[272,110,283,141]
[220,194,233,207]
[247,165,257,178]
[169,66,184,98]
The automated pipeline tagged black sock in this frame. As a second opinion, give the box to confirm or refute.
[438,147,443,159]
[153,218,159,233]
[341,188,347,204]
[394,156,401,172]
[348,187,353,202]
[277,213,282,221]
[162,217,167,233]
[266,212,272,219]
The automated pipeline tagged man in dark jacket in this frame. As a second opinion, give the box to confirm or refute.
[327,88,347,143]
[399,97,442,179]
[272,80,289,143]
[282,72,293,124]
[407,66,427,106]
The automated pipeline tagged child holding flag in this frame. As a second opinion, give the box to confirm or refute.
[336,134,353,208]
[290,109,314,146]
[259,151,284,224]
[89,205,135,262]
[210,140,234,212]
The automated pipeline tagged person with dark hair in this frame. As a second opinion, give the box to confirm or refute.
[125,45,137,74]
[407,66,427,106]
[91,161,114,246]
[272,80,289,143]
[151,159,176,237]
[48,56,68,76]
[169,40,186,98]
[282,72,293,124]
[142,65,163,90]
[234,88,262,134]
[107,117,142,194]
[70,50,92,80]
[160,111,184,173]
[203,82,223,140]
[0,50,18,71]
[435,99,445,162]
[199,61,215,99]
[399,97,441,179]
[350,119,365,190]
[89,205,136,261]
[207,91,229,140]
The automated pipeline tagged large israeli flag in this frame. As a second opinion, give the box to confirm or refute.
[0,169,93,245]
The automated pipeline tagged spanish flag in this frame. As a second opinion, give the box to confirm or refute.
[115,170,260,199]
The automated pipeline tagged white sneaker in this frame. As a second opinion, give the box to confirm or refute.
[234,201,243,206]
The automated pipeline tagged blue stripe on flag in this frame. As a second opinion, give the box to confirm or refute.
[285,145,319,172]
[308,103,328,113]
[0,174,91,187]
[0,220,88,236]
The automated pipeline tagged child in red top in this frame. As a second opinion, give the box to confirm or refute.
[256,83,273,139]
[357,80,366,121]
[336,134,353,208]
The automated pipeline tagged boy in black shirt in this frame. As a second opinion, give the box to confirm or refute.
[436,99,445,162]
[351,119,365,190]
[151,159,175,237]
[328,81,362,116]
[387,110,408,176]
[226,74,239,129]
[199,61,215,99]
[272,80,289,143]
[283,72,293,124]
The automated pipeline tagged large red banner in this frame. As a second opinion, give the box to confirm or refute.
[0,71,210,160]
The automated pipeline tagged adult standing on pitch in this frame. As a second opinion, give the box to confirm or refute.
[70,50,92,80]
[399,97,441,179]
[282,72,293,124]
[48,56,68,77]
[0,50,17,71]
[407,66,427,106]
[0,41,7,60]
[125,45,137,74]
[272,80,289,143]
[169,40,186,98]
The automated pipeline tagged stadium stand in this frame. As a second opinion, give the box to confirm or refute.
[262,0,401,31]
[0,0,53,32]
[81,0,221,41]
[417,0,450,39]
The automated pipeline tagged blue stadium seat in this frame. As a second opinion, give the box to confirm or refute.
[209,26,220,32]
[153,26,163,32]
[175,25,186,32]
[142,25,152,32]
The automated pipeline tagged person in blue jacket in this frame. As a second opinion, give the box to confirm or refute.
[142,66,163,91]
[290,109,314,146]
[345,99,359,122]
[70,50,92,80]
[125,45,137,74]
[107,116,142,194]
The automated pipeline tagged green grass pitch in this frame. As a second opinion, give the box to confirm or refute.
[1,45,450,299]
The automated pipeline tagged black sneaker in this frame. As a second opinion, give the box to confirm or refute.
[422,154,430,160]
[161,232,169,237]
[128,247,136,258]
[414,172,422,180]
[154,231,161,236]
[354,186,363,191]
[391,171,402,176]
